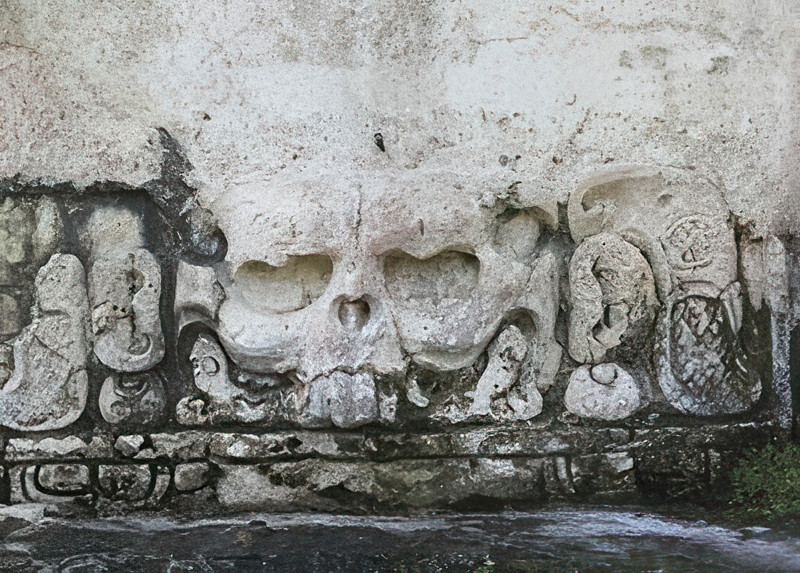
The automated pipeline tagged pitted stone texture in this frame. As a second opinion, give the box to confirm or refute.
[467,325,528,416]
[181,333,287,426]
[564,364,642,421]
[174,462,213,492]
[570,452,636,496]
[11,465,93,504]
[2,0,793,239]
[0,254,90,431]
[98,465,152,501]
[114,435,145,458]
[97,464,170,507]
[146,431,367,462]
[136,427,632,464]
[0,197,63,344]
[216,458,550,511]
[90,249,163,371]
[6,436,113,461]
[466,325,543,421]
[0,0,792,514]
[0,197,62,288]
[657,291,761,416]
[148,432,210,461]
[567,167,761,416]
[36,464,91,494]
[174,261,224,330]
[567,167,737,299]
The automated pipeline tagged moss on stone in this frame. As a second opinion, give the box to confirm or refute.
[728,442,800,520]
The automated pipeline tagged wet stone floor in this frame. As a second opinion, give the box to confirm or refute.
[0,507,799,572]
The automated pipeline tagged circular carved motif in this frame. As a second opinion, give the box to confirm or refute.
[663,215,715,272]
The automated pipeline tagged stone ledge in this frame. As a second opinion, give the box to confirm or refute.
[4,422,772,464]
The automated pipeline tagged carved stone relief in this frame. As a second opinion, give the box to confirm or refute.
[0,165,777,432]
[567,166,762,417]
[0,158,784,511]
[174,172,563,428]
[564,363,642,421]
[88,207,164,373]
[0,253,90,431]
[568,232,658,364]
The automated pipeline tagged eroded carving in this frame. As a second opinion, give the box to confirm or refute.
[176,172,561,428]
[0,159,781,517]
[12,464,92,504]
[564,363,642,421]
[88,207,164,372]
[0,196,63,340]
[658,284,760,415]
[99,372,167,427]
[467,325,531,415]
[0,254,90,430]
[568,166,761,416]
[568,233,658,364]
[465,324,546,421]
[177,333,285,425]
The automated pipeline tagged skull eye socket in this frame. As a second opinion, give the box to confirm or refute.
[384,250,480,305]
[234,255,333,313]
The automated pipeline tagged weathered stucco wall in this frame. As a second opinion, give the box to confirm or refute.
[3,1,800,231]
[0,1,799,513]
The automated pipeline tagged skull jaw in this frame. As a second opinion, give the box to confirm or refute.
[181,372,384,430]
[182,331,391,429]
[296,371,380,429]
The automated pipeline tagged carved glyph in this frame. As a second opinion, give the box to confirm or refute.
[466,325,541,418]
[568,166,761,416]
[564,363,642,421]
[88,207,164,372]
[0,197,81,430]
[568,232,658,365]
[0,254,90,430]
[99,372,167,427]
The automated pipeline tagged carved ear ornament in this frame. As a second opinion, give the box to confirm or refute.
[566,165,759,417]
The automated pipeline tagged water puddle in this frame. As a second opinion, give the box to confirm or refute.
[1,507,798,571]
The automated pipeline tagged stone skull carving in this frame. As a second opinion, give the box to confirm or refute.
[176,170,561,428]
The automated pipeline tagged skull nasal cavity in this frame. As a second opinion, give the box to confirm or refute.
[338,299,371,331]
